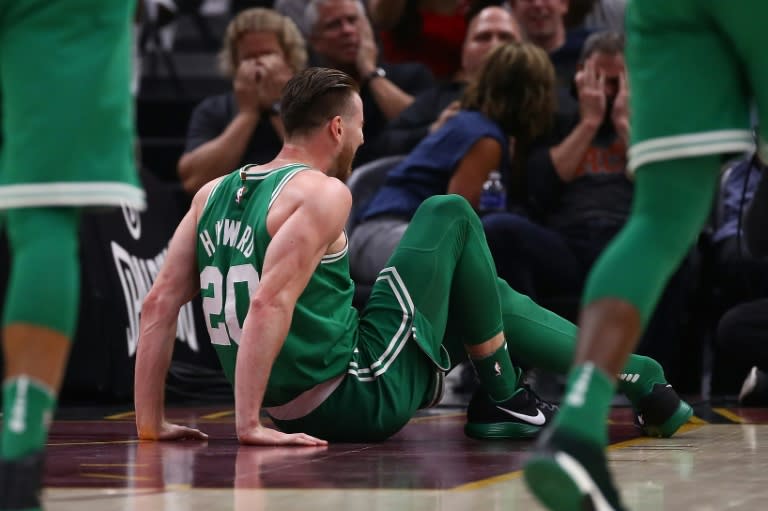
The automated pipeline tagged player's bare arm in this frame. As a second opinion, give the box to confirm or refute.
[134,179,222,442]
[235,172,351,446]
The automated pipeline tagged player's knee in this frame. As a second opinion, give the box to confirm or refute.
[6,208,79,257]
[419,194,474,219]
[3,208,80,335]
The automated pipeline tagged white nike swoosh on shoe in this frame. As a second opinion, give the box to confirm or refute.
[495,406,546,425]
[555,451,618,511]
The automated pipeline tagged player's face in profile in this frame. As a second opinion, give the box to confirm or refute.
[334,93,364,182]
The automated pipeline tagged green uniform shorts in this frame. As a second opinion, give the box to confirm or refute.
[272,267,449,442]
[626,0,766,172]
[0,0,144,210]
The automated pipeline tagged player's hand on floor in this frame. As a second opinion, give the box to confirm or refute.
[238,425,328,446]
[147,421,208,441]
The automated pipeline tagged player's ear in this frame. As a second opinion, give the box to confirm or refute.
[329,115,344,142]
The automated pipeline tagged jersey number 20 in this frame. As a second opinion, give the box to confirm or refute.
[200,264,260,346]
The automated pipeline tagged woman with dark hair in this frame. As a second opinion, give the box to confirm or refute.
[349,41,557,285]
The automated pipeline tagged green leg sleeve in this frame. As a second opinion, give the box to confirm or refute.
[583,156,721,325]
[3,207,80,335]
[2,207,79,464]
[386,196,518,398]
[496,279,667,402]
[386,195,504,346]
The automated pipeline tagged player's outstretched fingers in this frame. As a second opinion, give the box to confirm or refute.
[179,426,209,441]
[288,433,328,446]
[239,425,327,446]
[158,422,209,442]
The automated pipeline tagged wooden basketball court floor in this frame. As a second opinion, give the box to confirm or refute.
[30,402,768,511]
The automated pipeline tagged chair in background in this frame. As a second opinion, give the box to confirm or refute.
[345,155,406,309]
[345,155,406,236]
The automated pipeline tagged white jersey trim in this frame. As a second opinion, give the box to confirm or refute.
[267,167,309,210]
[0,182,145,210]
[628,130,753,173]
[321,232,348,264]
[348,266,414,382]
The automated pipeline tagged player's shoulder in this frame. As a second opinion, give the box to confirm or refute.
[295,171,351,206]
[191,176,227,215]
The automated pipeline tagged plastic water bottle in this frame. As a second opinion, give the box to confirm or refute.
[478,170,507,214]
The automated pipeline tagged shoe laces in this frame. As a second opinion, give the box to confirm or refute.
[521,382,558,412]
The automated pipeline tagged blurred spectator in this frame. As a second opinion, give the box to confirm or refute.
[274,0,312,35]
[231,0,278,15]
[177,8,306,194]
[565,0,626,32]
[563,0,593,28]
[582,0,626,32]
[745,156,768,257]
[711,155,768,404]
[715,155,763,260]
[483,32,628,305]
[305,0,435,164]
[718,304,768,406]
[369,5,522,158]
[135,1,170,96]
[481,32,691,368]
[349,42,556,285]
[367,0,504,80]
[507,0,591,90]
[709,155,768,320]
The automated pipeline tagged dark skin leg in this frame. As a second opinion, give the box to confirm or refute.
[574,298,642,379]
[3,324,71,391]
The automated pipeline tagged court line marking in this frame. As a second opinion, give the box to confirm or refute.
[165,484,192,490]
[105,411,136,420]
[79,473,154,482]
[200,410,235,420]
[409,412,466,423]
[688,415,709,425]
[49,440,141,447]
[712,408,746,424]
[104,410,242,421]
[450,423,705,491]
[45,488,166,503]
[80,463,148,467]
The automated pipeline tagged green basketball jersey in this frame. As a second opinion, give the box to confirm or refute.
[196,164,359,406]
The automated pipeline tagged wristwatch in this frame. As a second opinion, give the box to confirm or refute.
[268,101,281,116]
[364,67,386,86]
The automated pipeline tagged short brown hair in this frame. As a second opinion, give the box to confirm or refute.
[579,31,625,64]
[280,67,360,137]
[461,41,556,140]
[218,8,307,77]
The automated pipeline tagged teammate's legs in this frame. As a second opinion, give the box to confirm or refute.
[525,1,749,509]
[570,158,717,418]
[1,208,80,511]
[0,1,137,509]
[559,2,747,451]
[524,158,718,511]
